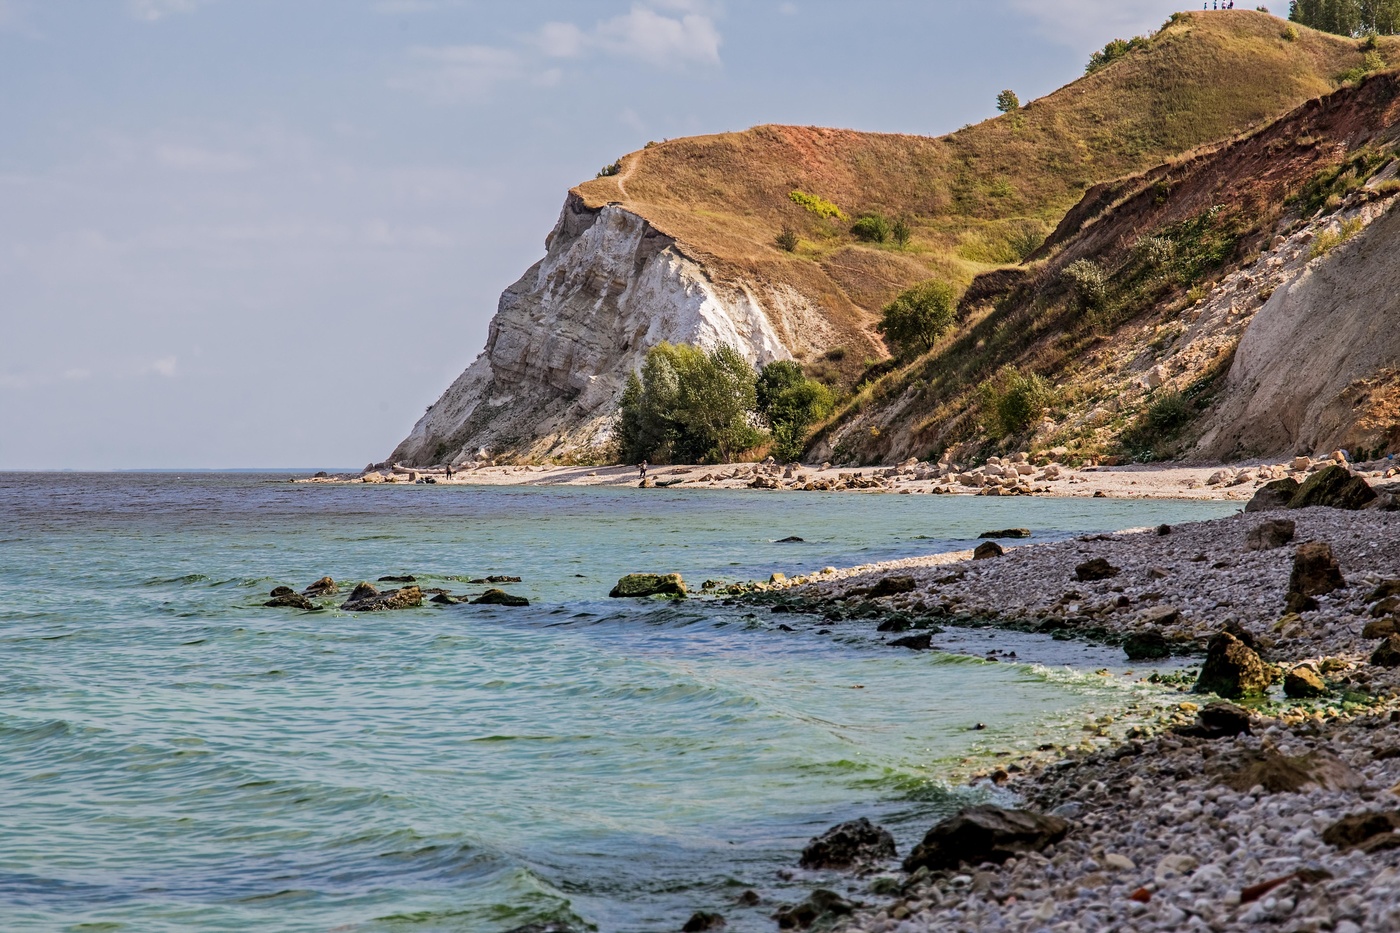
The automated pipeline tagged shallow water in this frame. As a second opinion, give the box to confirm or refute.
[0,473,1237,932]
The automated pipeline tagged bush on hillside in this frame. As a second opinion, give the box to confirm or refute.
[891,216,912,248]
[979,366,1056,438]
[617,343,764,464]
[597,161,622,178]
[756,361,835,461]
[789,190,847,221]
[851,212,891,243]
[996,89,1021,113]
[1086,36,1151,75]
[775,226,799,252]
[1062,258,1109,309]
[877,280,958,358]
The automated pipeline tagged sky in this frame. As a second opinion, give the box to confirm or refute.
[0,0,1293,469]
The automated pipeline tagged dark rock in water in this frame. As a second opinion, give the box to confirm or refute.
[876,614,912,633]
[1323,811,1400,850]
[868,576,917,598]
[902,805,1069,873]
[682,911,727,932]
[303,576,338,597]
[487,575,523,584]
[269,586,295,597]
[1245,477,1300,512]
[471,588,529,607]
[1246,519,1296,552]
[341,583,424,612]
[1288,465,1377,510]
[1284,664,1329,698]
[1194,631,1270,698]
[429,593,461,605]
[776,536,806,543]
[773,890,855,930]
[1372,635,1400,668]
[1198,701,1254,737]
[799,817,897,870]
[736,890,761,907]
[609,573,687,599]
[1123,630,1170,661]
[979,528,1030,539]
[771,605,792,614]
[379,575,416,583]
[1075,558,1120,581]
[265,592,315,610]
[1288,542,1346,603]
[889,633,933,651]
[973,541,1004,560]
[504,925,579,933]
[314,471,329,478]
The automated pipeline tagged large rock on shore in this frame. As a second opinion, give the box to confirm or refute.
[1122,629,1170,661]
[773,890,855,930]
[609,573,687,599]
[1194,631,1271,699]
[1287,542,1346,611]
[902,806,1069,873]
[1284,664,1329,699]
[1245,519,1295,552]
[1245,477,1300,512]
[1287,465,1377,510]
[1074,558,1120,582]
[798,817,897,871]
[1371,634,1400,668]
[341,583,424,612]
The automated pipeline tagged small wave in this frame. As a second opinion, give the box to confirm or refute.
[143,573,210,586]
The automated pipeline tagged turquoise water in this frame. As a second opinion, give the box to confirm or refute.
[0,474,1237,932]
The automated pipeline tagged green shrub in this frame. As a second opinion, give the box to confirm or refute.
[996,89,1020,113]
[1086,36,1151,75]
[1311,215,1365,257]
[979,365,1056,438]
[1337,49,1385,83]
[756,360,835,461]
[775,226,799,252]
[617,342,763,464]
[597,161,622,178]
[1062,258,1109,309]
[1133,234,1177,269]
[1007,220,1047,261]
[851,212,891,243]
[789,190,847,221]
[1283,23,1300,41]
[1121,389,1196,456]
[877,280,958,357]
[891,216,912,248]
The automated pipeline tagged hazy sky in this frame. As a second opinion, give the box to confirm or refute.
[0,0,1291,469]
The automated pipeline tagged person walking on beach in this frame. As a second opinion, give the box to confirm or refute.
[638,460,648,481]
[445,464,453,480]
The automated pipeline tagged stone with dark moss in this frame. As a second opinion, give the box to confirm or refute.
[681,912,726,932]
[1123,629,1170,661]
[798,817,896,870]
[869,575,918,597]
[609,573,687,599]
[471,588,529,607]
[773,890,856,930]
[341,583,424,612]
[889,633,933,651]
[1075,558,1120,582]
[1288,542,1346,605]
[1287,465,1377,510]
[265,591,315,610]
[973,541,1005,560]
[1245,477,1300,512]
[1372,635,1400,668]
[902,805,1069,873]
[1194,631,1270,699]
[303,576,338,597]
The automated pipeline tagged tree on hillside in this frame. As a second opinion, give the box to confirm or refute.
[1290,0,1400,35]
[996,89,1020,113]
[877,280,958,358]
[616,343,764,464]
[756,361,835,461]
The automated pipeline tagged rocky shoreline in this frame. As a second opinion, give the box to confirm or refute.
[666,478,1400,931]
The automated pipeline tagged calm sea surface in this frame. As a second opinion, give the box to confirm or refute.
[0,473,1237,932]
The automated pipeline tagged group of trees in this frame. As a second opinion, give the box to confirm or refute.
[1291,0,1400,35]
[616,344,834,464]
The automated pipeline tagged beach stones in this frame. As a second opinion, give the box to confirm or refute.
[1245,477,1300,512]
[609,573,687,599]
[798,817,897,870]
[471,588,530,607]
[902,805,1069,873]
[1194,631,1270,699]
[341,582,424,611]
[1284,664,1329,698]
[1287,465,1377,510]
[1075,558,1120,581]
[773,889,855,929]
[1246,519,1296,551]
[973,541,1005,560]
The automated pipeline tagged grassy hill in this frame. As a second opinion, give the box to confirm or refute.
[573,10,1385,384]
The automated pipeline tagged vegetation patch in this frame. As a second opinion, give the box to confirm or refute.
[789,190,847,222]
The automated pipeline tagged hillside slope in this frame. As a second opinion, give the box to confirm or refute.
[391,10,1383,467]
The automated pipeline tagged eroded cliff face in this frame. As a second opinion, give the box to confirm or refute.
[1194,202,1400,460]
[391,194,826,465]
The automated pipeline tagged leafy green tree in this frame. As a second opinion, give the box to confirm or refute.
[1085,36,1151,74]
[616,342,764,464]
[996,89,1020,113]
[1290,0,1400,34]
[876,280,958,357]
[756,361,835,461]
[891,216,912,248]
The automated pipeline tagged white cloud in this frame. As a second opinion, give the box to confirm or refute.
[146,356,178,378]
[779,2,798,15]
[126,0,209,22]
[393,1,722,103]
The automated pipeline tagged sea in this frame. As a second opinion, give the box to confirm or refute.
[0,472,1239,932]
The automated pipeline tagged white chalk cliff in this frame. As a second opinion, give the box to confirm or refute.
[391,194,825,465]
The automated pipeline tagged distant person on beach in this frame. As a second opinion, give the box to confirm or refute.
[445,464,453,480]
[639,460,648,480]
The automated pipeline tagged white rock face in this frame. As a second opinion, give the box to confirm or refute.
[391,194,817,465]
[1195,201,1400,459]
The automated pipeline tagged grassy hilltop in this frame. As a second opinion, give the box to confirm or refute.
[574,9,1379,383]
